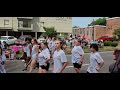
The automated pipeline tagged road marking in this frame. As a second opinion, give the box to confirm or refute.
[49,64,89,70]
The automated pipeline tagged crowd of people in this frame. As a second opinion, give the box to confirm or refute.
[1,35,120,73]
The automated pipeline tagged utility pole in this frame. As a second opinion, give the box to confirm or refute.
[92,19,95,41]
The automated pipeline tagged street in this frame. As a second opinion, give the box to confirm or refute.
[5,51,115,73]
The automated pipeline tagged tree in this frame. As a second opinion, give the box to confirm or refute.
[88,17,106,26]
[42,27,57,38]
[113,28,120,40]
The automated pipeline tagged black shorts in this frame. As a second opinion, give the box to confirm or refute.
[73,63,82,69]
[40,63,50,71]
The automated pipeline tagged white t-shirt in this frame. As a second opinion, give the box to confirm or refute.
[51,41,56,54]
[24,45,27,53]
[53,50,67,73]
[48,40,52,52]
[26,44,32,57]
[38,48,50,66]
[0,55,6,73]
[87,52,104,73]
[71,46,84,63]
[1,43,6,61]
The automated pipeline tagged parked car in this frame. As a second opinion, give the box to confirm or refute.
[57,36,65,41]
[97,36,113,41]
[0,36,17,45]
[15,35,32,45]
[37,36,46,44]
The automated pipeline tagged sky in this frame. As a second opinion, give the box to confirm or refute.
[72,17,103,28]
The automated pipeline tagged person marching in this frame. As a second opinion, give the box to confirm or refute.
[0,41,6,62]
[38,41,50,73]
[0,45,6,73]
[29,38,39,73]
[53,39,68,73]
[87,44,104,73]
[22,37,32,71]
[71,39,84,73]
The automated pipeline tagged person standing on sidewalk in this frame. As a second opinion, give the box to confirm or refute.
[87,44,104,73]
[53,39,68,73]
[71,39,84,73]
[38,41,50,73]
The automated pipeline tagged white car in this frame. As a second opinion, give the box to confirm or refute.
[0,36,17,45]
[37,36,46,44]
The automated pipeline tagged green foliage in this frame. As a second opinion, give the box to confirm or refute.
[111,41,118,47]
[104,41,118,47]
[113,28,120,40]
[42,27,57,38]
[88,18,106,26]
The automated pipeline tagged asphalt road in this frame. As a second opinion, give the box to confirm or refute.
[5,51,115,73]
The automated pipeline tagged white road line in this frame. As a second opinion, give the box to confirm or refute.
[49,64,89,70]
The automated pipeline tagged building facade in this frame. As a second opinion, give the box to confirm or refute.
[0,17,72,39]
[72,17,120,41]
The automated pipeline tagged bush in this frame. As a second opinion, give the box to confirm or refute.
[104,41,118,47]
[104,41,112,46]
[111,41,118,47]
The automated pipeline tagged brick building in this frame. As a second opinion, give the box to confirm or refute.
[73,17,120,41]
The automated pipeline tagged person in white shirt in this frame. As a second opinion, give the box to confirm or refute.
[0,46,6,73]
[29,38,39,73]
[87,44,104,73]
[0,41,6,62]
[22,38,32,71]
[71,39,84,73]
[38,41,50,73]
[51,37,56,57]
[53,40,68,73]
[47,37,52,53]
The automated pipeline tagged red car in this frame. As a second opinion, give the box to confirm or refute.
[97,36,113,41]
[15,35,32,45]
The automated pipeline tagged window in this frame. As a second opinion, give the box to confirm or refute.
[8,37,14,39]
[23,21,29,27]
[4,20,9,25]
[87,29,89,35]
[18,21,23,27]
[18,20,31,28]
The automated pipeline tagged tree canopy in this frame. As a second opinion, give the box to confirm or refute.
[42,27,57,38]
[88,17,106,26]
